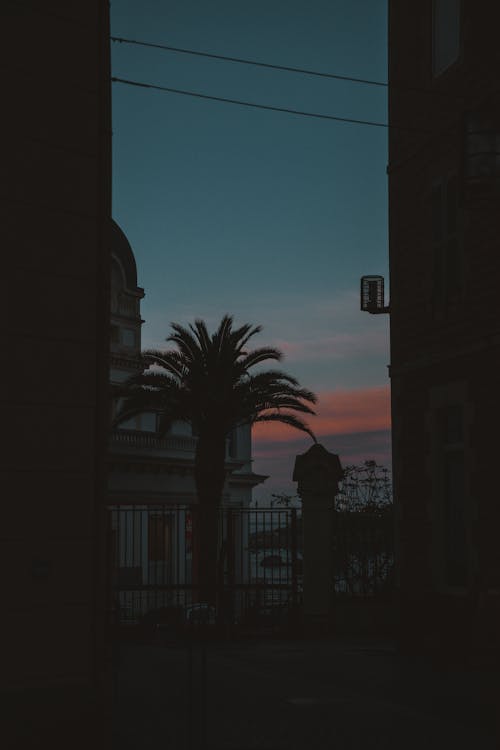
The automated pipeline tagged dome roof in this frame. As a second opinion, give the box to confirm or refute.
[110,219,139,291]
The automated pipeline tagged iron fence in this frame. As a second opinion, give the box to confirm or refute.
[333,508,395,597]
[109,503,395,631]
[109,505,303,628]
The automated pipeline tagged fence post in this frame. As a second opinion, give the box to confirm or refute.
[293,444,343,633]
[290,508,299,629]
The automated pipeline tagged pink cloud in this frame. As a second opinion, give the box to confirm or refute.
[271,331,388,363]
[253,385,391,444]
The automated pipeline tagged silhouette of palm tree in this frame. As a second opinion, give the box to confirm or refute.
[114,315,317,608]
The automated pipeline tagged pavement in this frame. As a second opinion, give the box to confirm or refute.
[113,632,499,749]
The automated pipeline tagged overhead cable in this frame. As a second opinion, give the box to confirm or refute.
[111,35,462,99]
[112,35,388,89]
[111,75,431,133]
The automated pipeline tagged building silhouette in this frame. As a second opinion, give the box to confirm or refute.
[2,2,112,745]
[388,1,500,659]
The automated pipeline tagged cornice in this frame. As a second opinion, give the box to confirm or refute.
[228,471,269,487]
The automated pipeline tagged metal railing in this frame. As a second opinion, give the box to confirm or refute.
[109,505,303,628]
[110,430,198,453]
[109,503,395,632]
[333,508,395,597]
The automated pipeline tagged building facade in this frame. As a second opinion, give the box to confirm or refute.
[2,1,112,744]
[388,0,500,658]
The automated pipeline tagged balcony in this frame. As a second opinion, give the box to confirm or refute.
[109,428,247,467]
[110,429,198,457]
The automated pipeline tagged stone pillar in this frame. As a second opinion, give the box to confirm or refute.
[293,444,343,631]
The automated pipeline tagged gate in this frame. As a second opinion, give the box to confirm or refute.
[109,504,303,632]
[332,505,396,633]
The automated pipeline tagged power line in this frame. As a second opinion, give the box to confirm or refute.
[111,35,388,89]
[111,35,462,99]
[112,75,431,133]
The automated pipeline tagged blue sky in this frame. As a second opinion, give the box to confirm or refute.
[110,0,391,498]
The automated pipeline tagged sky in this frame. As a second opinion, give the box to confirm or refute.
[110,0,391,500]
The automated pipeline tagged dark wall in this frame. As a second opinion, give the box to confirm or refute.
[1,0,111,736]
[388,0,500,657]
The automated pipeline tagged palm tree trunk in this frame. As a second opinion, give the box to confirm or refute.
[194,434,227,609]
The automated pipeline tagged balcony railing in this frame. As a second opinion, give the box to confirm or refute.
[110,428,246,463]
[110,429,197,454]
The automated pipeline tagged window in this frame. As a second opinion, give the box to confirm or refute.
[431,174,462,310]
[465,110,500,182]
[440,405,467,587]
[432,0,461,77]
[122,328,136,347]
[110,324,120,344]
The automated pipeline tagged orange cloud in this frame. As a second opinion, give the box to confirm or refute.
[253,385,391,443]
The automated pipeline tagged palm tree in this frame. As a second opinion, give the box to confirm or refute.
[113,315,317,608]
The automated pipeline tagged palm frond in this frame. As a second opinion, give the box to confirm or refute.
[212,315,233,355]
[237,347,283,371]
[257,397,317,414]
[253,412,317,442]
[141,349,186,379]
[231,322,262,353]
[125,370,179,390]
[168,322,205,366]
[113,315,318,447]
[243,370,299,386]
[245,375,317,405]
[191,319,211,355]
[140,348,171,365]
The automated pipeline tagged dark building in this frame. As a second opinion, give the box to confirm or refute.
[388,1,500,659]
[2,2,112,744]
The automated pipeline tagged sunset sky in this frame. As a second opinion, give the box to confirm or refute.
[110,0,391,499]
